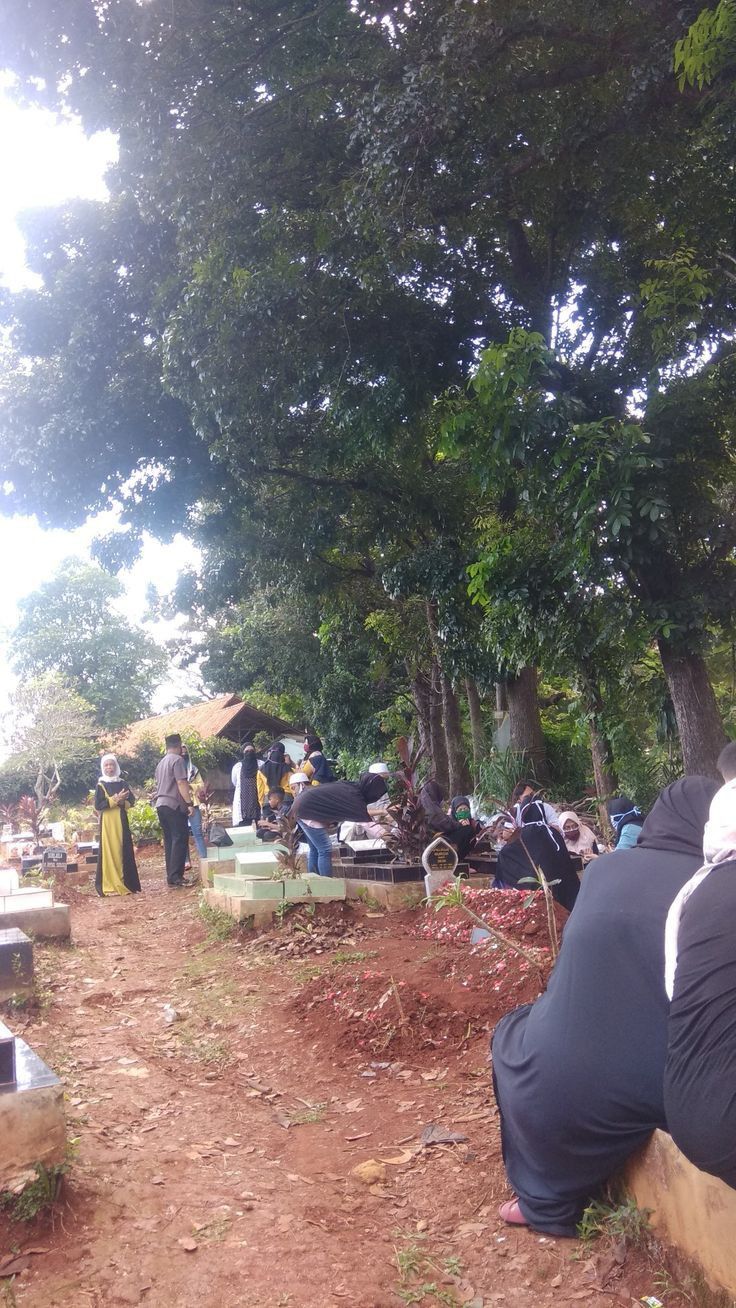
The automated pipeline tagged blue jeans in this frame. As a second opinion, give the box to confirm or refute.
[188,806,208,858]
[298,823,333,876]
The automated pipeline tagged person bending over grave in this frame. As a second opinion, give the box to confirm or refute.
[340,764,392,843]
[509,780,560,828]
[496,799,581,911]
[491,776,717,1237]
[420,780,471,854]
[663,780,736,1187]
[291,775,387,877]
[94,753,141,896]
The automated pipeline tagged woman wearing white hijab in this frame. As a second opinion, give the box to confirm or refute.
[94,754,141,896]
[557,811,600,860]
[663,780,736,1185]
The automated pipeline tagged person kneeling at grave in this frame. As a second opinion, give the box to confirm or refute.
[291,774,390,877]
[663,779,736,1187]
[491,776,717,1237]
[94,753,142,896]
[258,787,293,841]
[495,799,581,911]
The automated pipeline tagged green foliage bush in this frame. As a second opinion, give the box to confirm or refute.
[127,801,161,844]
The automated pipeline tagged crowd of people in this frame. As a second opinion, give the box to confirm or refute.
[91,726,736,1224]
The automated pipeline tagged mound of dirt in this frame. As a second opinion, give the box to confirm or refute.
[413,885,567,954]
[254,900,369,956]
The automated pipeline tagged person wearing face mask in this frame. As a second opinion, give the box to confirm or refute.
[94,753,141,896]
[301,734,335,785]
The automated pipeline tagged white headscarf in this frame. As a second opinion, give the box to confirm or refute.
[98,753,121,783]
[664,779,736,999]
[557,810,598,855]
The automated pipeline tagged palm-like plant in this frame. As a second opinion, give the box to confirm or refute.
[381,736,431,862]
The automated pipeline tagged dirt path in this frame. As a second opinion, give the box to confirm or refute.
[1,861,667,1307]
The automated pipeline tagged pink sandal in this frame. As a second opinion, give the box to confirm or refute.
[499,1198,528,1226]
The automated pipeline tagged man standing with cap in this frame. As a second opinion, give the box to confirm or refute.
[154,734,194,888]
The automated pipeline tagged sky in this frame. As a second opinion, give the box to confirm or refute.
[0,80,203,744]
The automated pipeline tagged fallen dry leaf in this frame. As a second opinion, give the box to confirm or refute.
[378,1150,415,1165]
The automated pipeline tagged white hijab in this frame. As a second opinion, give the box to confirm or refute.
[98,753,121,783]
[664,779,736,999]
[557,810,598,855]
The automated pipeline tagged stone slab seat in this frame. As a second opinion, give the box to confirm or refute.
[213,872,279,895]
[0,1020,66,1191]
[284,876,346,901]
[202,886,282,927]
[234,850,287,876]
[225,828,261,846]
[0,904,71,942]
[0,928,34,1002]
[626,1129,736,1298]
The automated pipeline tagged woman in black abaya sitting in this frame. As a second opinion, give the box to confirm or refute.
[491,776,717,1237]
[496,799,580,912]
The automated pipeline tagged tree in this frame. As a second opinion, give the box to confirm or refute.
[7,674,97,806]
[1,0,734,781]
[10,558,169,731]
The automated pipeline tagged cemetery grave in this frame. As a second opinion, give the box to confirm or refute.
[0,851,728,1307]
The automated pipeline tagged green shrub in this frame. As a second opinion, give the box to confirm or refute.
[128,801,161,844]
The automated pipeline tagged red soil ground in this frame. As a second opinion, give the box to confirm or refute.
[0,861,676,1307]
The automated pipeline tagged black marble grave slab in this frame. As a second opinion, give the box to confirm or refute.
[0,928,33,995]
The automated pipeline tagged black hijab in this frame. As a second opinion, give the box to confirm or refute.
[238,745,260,823]
[240,745,259,778]
[358,771,388,805]
[420,780,459,836]
[450,795,473,821]
[637,776,717,855]
[263,742,288,791]
[607,794,645,840]
[497,799,581,911]
[292,778,375,826]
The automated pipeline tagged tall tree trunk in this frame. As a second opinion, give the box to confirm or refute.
[410,671,432,764]
[578,670,618,811]
[429,659,449,793]
[658,639,727,777]
[589,719,618,838]
[440,669,473,796]
[505,666,549,783]
[466,678,485,781]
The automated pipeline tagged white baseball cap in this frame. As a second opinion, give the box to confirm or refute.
[290,772,310,785]
[368,762,390,775]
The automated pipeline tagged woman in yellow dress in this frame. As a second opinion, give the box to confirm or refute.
[94,754,142,896]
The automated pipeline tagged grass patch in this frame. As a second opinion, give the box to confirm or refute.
[198,899,240,941]
[285,1102,327,1125]
[192,1212,232,1242]
[330,948,376,966]
[393,1236,463,1306]
[578,1197,652,1248]
[176,1031,230,1067]
[0,1160,69,1223]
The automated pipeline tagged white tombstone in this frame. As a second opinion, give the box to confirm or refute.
[0,869,19,896]
[422,836,459,900]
